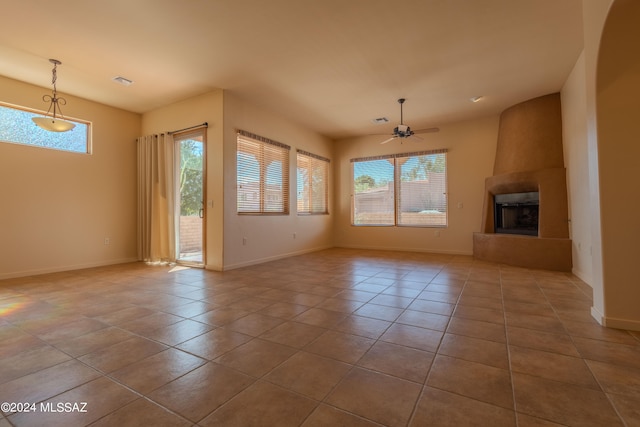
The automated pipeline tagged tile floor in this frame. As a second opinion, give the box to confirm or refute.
[1,248,639,426]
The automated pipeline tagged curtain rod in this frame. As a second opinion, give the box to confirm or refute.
[168,122,208,135]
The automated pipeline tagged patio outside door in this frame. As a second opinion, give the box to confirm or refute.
[175,129,205,266]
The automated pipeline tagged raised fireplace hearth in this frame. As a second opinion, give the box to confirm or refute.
[473,93,572,271]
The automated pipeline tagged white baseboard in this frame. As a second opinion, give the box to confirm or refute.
[221,245,333,271]
[591,306,640,331]
[0,257,139,280]
[335,244,473,256]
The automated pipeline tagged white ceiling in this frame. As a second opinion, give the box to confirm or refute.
[0,0,583,140]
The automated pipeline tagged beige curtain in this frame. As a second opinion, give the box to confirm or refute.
[137,133,176,263]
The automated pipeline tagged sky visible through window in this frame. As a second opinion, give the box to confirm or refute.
[0,104,89,153]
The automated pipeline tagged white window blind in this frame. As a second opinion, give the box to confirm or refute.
[351,149,447,227]
[297,150,329,214]
[237,130,290,214]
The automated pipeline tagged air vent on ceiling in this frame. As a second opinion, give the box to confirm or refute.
[371,117,389,124]
[112,76,134,86]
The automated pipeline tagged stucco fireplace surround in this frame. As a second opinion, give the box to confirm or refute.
[473,93,572,271]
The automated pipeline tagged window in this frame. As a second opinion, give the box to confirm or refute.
[297,150,329,214]
[237,130,290,214]
[352,149,447,227]
[0,102,91,154]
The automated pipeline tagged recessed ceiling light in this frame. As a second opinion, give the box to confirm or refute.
[470,96,484,103]
[371,117,389,124]
[112,76,134,86]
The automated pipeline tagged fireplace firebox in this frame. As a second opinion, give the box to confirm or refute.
[494,192,539,236]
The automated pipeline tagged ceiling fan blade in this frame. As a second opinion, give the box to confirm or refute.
[413,127,440,134]
[408,134,423,142]
[380,136,397,145]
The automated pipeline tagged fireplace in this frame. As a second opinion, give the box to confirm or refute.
[473,93,572,271]
[494,192,539,236]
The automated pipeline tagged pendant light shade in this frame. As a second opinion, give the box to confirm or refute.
[32,59,76,132]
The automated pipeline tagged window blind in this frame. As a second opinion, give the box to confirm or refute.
[237,130,290,214]
[297,150,329,214]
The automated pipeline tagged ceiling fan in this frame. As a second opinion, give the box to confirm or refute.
[379,98,439,144]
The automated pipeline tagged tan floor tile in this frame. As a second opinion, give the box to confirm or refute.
[143,318,213,346]
[326,367,422,427]
[407,298,455,315]
[458,294,504,310]
[78,336,167,373]
[332,289,377,303]
[117,312,183,335]
[354,303,404,322]
[563,319,638,345]
[110,348,206,394]
[305,330,374,364]
[215,338,296,377]
[505,311,566,334]
[573,336,640,370]
[0,345,71,384]
[510,345,599,389]
[607,392,640,427]
[257,301,311,319]
[396,309,450,331]
[223,313,284,336]
[90,398,191,427]
[191,306,252,326]
[292,307,349,328]
[507,326,580,357]
[53,327,135,357]
[7,376,138,427]
[0,359,99,406]
[176,327,252,360]
[368,294,413,309]
[91,306,156,325]
[148,362,254,422]
[427,355,513,409]
[586,360,640,397]
[438,333,509,369]
[0,329,47,358]
[447,316,506,343]
[380,323,443,353]
[315,297,364,313]
[410,386,516,426]
[358,341,434,383]
[516,413,566,426]
[265,351,352,400]
[416,289,459,304]
[302,404,381,427]
[201,381,317,427]
[454,304,505,324]
[35,318,108,344]
[259,321,326,348]
[513,372,623,426]
[334,315,392,339]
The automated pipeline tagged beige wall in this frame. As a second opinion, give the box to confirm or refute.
[0,76,140,279]
[141,90,225,270]
[561,51,593,282]
[333,115,499,255]
[222,92,334,269]
[594,0,640,330]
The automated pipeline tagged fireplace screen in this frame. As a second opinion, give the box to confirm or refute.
[494,192,539,236]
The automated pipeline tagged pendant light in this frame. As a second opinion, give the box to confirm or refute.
[32,59,76,132]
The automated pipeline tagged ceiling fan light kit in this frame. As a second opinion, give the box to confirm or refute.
[380,98,439,144]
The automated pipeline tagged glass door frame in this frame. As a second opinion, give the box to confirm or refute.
[173,128,206,267]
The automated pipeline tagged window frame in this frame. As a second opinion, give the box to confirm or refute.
[351,149,448,228]
[236,129,290,215]
[0,101,92,154]
[296,149,330,215]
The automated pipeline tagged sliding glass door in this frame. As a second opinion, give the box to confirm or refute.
[175,129,206,266]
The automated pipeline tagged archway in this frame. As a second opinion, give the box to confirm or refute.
[595,0,640,330]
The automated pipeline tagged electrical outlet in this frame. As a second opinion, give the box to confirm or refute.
[104,237,110,245]
[434,230,440,237]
